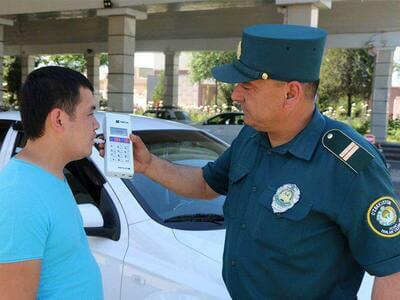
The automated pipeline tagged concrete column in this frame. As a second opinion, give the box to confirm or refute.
[164,51,180,107]
[21,54,35,84]
[97,8,147,112]
[276,0,331,27]
[371,48,395,142]
[84,52,100,107]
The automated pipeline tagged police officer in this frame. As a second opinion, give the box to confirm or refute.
[124,24,400,299]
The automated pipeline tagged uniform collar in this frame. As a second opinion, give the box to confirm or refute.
[251,108,326,161]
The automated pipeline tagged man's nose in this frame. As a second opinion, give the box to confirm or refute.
[94,118,100,130]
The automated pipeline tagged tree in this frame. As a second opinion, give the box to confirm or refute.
[394,62,400,72]
[319,48,374,116]
[189,51,236,107]
[151,71,165,106]
[36,53,108,72]
[3,56,22,107]
[36,54,86,72]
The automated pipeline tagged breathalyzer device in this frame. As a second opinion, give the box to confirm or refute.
[103,113,134,178]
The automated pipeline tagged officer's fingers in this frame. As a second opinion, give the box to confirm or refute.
[130,134,145,148]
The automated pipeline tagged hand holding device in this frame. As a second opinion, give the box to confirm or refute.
[103,113,134,178]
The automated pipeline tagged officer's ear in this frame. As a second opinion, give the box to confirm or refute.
[283,81,302,110]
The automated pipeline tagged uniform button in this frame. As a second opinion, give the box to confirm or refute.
[231,260,236,266]
[251,186,257,192]
[267,150,272,154]
[241,223,246,229]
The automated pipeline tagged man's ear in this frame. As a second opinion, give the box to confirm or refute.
[283,81,303,110]
[48,108,65,133]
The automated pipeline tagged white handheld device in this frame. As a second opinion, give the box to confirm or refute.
[104,113,134,178]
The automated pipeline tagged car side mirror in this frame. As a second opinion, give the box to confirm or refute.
[78,203,104,228]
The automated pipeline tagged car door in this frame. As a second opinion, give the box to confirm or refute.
[4,123,130,300]
[0,120,17,170]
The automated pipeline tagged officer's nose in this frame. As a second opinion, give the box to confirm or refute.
[231,84,245,104]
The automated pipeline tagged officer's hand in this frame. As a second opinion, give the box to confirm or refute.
[129,134,152,174]
[96,134,152,174]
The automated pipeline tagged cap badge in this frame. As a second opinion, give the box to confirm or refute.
[272,184,300,213]
[237,41,242,60]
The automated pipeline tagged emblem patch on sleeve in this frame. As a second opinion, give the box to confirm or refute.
[367,196,400,238]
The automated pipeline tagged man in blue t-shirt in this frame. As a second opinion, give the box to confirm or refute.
[0,66,103,299]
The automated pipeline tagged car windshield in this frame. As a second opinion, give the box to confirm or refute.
[123,130,227,229]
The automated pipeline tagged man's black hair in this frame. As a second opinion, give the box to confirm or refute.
[20,66,94,140]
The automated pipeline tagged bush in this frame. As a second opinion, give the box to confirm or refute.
[321,100,371,135]
[388,118,400,142]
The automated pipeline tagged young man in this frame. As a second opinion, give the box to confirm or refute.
[0,66,103,299]
[122,24,400,298]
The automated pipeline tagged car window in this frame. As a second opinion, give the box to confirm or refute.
[235,114,244,125]
[0,121,12,152]
[124,130,227,230]
[207,115,227,125]
[174,111,190,121]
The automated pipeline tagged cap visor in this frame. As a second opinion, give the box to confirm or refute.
[211,64,254,83]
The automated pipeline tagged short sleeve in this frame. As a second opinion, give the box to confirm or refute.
[337,161,400,277]
[202,146,232,195]
[0,187,50,263]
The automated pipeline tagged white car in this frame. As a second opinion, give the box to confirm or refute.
[196,112,244,145]
[0,111,373,299]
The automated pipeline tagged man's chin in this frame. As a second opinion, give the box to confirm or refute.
[74,148,92,161]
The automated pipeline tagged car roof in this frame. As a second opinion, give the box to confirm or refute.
[0,111,199,133]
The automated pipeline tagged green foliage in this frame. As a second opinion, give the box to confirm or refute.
[189,51,236,106]
[36,54,87,72]
[151,71,165,105]
[2,56,22,108]
[36,53,108,72]
[319,48,374,115]
[99,53,108,66]
[322,100,371,135]
[388,118,400,142]
[189,51,235,83]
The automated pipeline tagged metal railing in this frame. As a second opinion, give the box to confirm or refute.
[381,142,400,161]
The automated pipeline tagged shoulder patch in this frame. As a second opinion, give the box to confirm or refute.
[322,129,374,174]
[367,196,400,238]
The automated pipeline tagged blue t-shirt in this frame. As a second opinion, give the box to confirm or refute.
[0,158,103,300]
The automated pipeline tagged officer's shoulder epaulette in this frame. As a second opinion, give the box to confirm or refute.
[322,129,375,174]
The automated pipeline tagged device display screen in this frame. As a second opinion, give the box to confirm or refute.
[110,127,128,136]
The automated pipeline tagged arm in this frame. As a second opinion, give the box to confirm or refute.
[372,272,400,299]
[129,134,219,199]
[0,260,41,300]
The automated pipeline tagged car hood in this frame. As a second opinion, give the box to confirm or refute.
[173,229,225,263]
